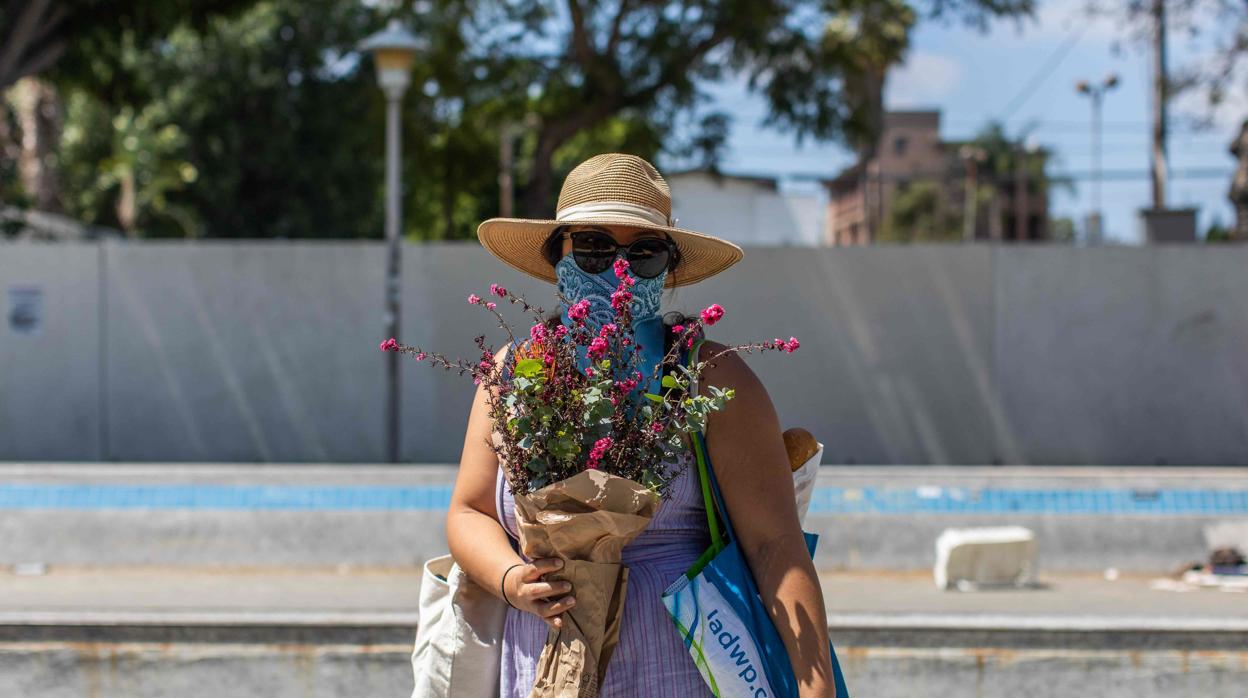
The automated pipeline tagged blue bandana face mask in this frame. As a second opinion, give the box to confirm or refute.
[555,253,667,393]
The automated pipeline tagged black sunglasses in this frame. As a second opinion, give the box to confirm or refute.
[567,229,676,279]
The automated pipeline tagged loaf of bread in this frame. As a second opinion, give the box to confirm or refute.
[782,427,819,472]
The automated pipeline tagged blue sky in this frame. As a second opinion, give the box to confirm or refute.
[688,1,1242,243]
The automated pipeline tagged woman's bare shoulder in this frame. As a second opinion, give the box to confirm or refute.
[697,340,765,394]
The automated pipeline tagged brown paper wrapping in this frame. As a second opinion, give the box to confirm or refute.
[511,469,660,698]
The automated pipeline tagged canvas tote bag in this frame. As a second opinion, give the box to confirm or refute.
[662,339,849,697]
[410,554,507,697]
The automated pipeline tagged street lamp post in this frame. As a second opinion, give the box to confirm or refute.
[359,19,422,464]
[1076,74,1119,244]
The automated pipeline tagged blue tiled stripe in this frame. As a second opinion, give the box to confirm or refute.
[805,486,1248,515]
[0,484,1246,515]
[0,484,453,511]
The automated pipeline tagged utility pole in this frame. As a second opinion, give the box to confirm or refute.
[1150,0,1169,209]
[497,113,537,218]
[960,146,986,242]
[499,122,516,218]
[1014,145,1028,241]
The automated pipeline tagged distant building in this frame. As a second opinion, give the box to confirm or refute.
[824,111,1050,245]
[668,168,825,246]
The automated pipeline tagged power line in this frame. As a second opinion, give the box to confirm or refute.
[997,24,1088,123]
[723,167,1235,183]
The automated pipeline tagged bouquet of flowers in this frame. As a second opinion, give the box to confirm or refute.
[381,259,797,697]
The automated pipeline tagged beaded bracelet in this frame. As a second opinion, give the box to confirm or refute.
[500,563,523,609]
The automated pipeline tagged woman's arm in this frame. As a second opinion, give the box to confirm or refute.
[445,347,577,629]
[700,341,837,697]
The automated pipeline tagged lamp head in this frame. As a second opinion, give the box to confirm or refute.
[358,19,424,97]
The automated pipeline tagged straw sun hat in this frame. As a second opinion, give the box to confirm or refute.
[477,153,743,288]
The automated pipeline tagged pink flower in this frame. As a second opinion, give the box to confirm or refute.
[672,324,685,334]
[611,289,632,313]
[651,421,664,433]
[586,436,613,470]
[585,367,595,378]
[621,337,632,347]
[489,284,507,297]
[468,294,481,305]
[784,336,800,353]
[543,352,556,365]
[700,304,724,326]
[599,323,618,337]
[587,336,609,359]
[613,257,630,279]
[415,352,427,361]
[773,338,783,348]
[485,301,497,310]
[568,299,590,323]
[530,323,548,343]
[379,338,398,352]
[554,324,569,338]
[479,359,492,371]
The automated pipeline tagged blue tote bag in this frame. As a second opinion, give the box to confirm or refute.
[662,340,849,697]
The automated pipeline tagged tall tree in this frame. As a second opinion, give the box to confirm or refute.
[458,0,1035,217]
[0,1,258,95]
[10,0,1036,239]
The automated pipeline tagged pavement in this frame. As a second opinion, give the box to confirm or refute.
[3,565,1246,697]
[3,565,1245,641]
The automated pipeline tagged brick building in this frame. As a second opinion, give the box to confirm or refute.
[824,111,1050,245]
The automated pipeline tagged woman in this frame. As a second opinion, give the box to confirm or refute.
[446,153,838,696]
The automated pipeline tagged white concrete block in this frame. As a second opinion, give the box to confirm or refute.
[934,526,1037,590]
[1203,520,1248,554]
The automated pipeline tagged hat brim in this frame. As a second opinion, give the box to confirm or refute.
[476,217,744,289]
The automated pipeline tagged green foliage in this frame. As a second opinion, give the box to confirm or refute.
[1204,218,1233,243]
[59,90,200,236]
[27,0,1034,239]
[1050,216,1076,243]
[45,1,388,237]
[881,180,962,242]
[513,358,545,379]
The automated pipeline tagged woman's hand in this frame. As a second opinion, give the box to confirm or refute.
[504,558,577,629]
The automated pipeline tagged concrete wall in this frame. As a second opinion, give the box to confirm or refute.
[0,244,101,460]
[4,641,1246,698]
[2,241,1246,465]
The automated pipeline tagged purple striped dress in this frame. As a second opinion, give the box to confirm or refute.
[494,453,715,697]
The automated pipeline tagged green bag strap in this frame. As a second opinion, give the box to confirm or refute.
[686,338,724,550]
